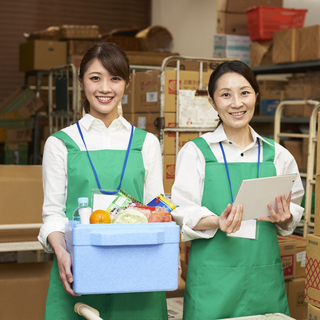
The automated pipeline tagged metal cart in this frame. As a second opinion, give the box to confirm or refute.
[274,100,320,236]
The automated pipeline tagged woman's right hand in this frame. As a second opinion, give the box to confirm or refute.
[55,245,80,296]
[218,204,243,234]
[48,231,80,296]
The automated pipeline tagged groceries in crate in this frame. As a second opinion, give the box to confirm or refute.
[147,194,177,212]
[89,209,111,224]
[73,197,92,224]
[73,193,175,224]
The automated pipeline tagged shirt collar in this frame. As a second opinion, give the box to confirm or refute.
[79,114,132,131]
[207,124,273,146]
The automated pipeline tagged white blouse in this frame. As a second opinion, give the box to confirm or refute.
[38,114,164,252]
[171,124,305,242]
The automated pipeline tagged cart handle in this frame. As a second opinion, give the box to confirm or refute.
[74,302,103,320]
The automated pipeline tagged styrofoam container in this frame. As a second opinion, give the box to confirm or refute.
[65,221,180,295]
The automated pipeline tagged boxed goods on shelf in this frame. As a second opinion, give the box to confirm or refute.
[287,234,306,278]
[305,234,320,308]
[216,12,249,35]
[125,51,179,66]
[296,25,320,62]
[286,278,308,320]
[272,28,297,64]
[65,221,180,294]
[19,40,67,71]
[123,112,160,138]
[134,70,160,113]
[249,41,273,67]
[0,165,43,224]
[260,89,285,116]
[59,25,100,40]
[121,74,134,113]
[213,34,251,65]
[163,155,176,194]
[308,304,320,319]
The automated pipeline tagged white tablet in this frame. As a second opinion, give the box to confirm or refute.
[232,174,298,221]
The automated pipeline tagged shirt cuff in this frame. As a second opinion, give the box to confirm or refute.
[38,218,69,253]
[276,202,304,236]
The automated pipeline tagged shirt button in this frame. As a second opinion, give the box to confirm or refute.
[241,153,244,157]
[229,141,232,144]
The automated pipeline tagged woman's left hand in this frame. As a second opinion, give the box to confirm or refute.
[258,192,293,229]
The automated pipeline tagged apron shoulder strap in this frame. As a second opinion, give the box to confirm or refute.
[131,127,147,151]
[192,137,218,163]
[261,137,275,163]
[52,131,80,152]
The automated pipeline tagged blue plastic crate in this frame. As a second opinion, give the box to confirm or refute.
[65,221,180,295]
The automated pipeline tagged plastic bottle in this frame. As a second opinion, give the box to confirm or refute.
[73,197,91,224]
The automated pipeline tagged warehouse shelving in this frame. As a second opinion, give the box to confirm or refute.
[252,61,320,237]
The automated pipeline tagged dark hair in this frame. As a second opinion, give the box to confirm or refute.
[208,60,259,126]
[208,60,259,98]
[79,43,130,113]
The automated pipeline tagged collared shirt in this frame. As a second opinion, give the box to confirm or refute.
[171,124,305,242]
[38,114,164,252]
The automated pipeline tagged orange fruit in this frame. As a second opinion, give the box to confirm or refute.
[90,209,111,224]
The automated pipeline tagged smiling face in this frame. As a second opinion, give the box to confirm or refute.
[80,58,128,126]
[209,72,257,135]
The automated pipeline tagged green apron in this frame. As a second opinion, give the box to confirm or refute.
[183,137,289,320]
[44,126,168,320]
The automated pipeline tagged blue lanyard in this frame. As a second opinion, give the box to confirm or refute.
[76,122,134,195]
[219,138,260,203]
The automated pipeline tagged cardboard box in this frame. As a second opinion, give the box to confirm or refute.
[216,12,249,36]
[272,29,297,64]
[305,234,320,307]
[283,140,304,171]
[217,0,283,13]
[121,74,134,114]
[286,278,308,320]
[164,70,212,113]
[125,51,179,66]
[296,26,320,62]
[19,40,67,71]
[258,80,288,91]
[0,262,52,320]
[0,165,43,224]
[278,236,296,279]
[135,112,160,137]
[67,39,100,56]
[163,155,176,194]
[68,54,83,69]
[214,34,251,65]
[134,70,160,113]
[65,221,180,294]
[314,175,320,236]
[164,132,199,155]
[166,297,184,319]
[260,90,285,116]
[0,87,44,119]
[287,234,306,279]
[250,41,273,67]
[308,303,320,320]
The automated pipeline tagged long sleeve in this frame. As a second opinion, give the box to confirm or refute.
[38,136,69,253]
[171,142,218,242]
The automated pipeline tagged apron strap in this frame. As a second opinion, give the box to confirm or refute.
[130,127,147,152]
[52,131,80,152]
[261,137,275,163]
[192,137,218,164]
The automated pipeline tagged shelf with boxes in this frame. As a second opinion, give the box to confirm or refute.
[158,56,234,194]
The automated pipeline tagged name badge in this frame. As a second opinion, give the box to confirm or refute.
[227,219,258,240]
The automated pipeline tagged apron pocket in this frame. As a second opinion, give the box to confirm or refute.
[186,265,251,320]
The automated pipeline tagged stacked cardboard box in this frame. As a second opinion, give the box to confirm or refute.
[303,113,320,319]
